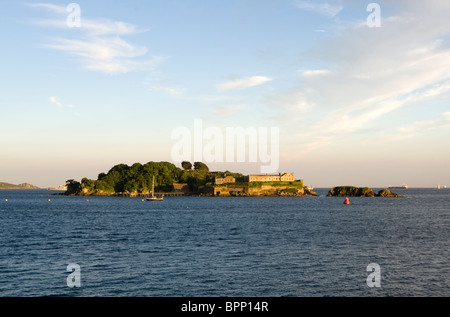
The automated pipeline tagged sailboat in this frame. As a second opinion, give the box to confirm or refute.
[146,176,164,201]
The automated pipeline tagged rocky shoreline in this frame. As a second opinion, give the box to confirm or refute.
[56,186,405,198]
[56,186,319,197]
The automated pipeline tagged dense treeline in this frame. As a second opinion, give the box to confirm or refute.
[65,161,244,195]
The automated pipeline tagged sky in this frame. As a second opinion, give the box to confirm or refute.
[0,0,449,188]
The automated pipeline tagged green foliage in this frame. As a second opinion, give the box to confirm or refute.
[377,189,404,197]
[182,161,192,170]
[279,188,298,194]
[194,162,209,173]
[65,179,82,195]
[74,161,184,194]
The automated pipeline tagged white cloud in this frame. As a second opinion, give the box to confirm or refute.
[274,0,450,157]
[79,19,145,36]
[33,17,146,36]
[217,76,273,92]
[149,85,186,97]
[49,96,74,109]
[294,1,343,18]
[49,96,63,108]
[30,3,163,74]
[302,69,332,77]
[27,3,67,14]
[373,110,450,143]
[47,37,147,60]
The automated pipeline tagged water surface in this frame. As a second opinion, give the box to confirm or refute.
[0,189,448,297]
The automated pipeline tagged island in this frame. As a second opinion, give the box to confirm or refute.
[62,161,318,197]
[0,182,40,189]
[327,186,403,198]
[376,189,404,197]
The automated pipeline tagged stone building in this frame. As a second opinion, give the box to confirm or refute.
[215,176,236,185]
[245,173,296,183]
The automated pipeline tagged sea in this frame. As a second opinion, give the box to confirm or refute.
[0,188,449,297]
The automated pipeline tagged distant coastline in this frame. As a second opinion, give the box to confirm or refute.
[0,182,40,190]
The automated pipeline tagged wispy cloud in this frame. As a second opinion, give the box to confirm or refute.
[29,3,164,74]
[374,110,450,143]
[49,96,74,109]
[28,3,67,14]
[302,69,332,77]
[217,76,273,92]
[49,96,63,108]
[294,1,343,18]
[273,1,450,158]
[148,85,186,97]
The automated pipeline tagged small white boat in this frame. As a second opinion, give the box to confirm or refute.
[146,176,164,201]
[146,196,164,202]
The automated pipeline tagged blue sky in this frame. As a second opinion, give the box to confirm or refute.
[1,0,449,188]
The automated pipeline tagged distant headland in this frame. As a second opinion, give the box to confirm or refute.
[62,161,318,197]
[0,182,40,190]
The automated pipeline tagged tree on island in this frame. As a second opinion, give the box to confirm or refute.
[64,161,247,196]
[65,179,82,195]
[66,161,184,195]
[182,161,192,170]
[194,162,209,173]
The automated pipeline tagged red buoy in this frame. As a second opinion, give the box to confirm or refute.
[344,197,350,205]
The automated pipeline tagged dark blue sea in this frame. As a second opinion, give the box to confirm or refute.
[0,188,449,297]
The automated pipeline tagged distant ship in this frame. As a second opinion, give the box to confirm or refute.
[388,184,408,189]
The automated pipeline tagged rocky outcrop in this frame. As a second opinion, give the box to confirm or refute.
[327,186,375,197]
[376,189,404,197]
[328,186,404,198]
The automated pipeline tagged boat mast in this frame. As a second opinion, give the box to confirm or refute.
[152,176,155,197]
